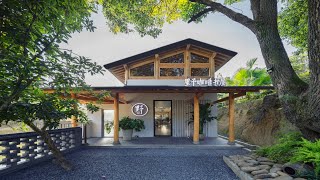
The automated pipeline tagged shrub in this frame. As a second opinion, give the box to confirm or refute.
[119,116,145,131]
[256,132,303,163]
[291,138,320,177]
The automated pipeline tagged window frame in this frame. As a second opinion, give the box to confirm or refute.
[129,59,155,79]
[158,51,185,79]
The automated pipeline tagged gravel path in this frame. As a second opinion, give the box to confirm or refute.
[3,147,247,180]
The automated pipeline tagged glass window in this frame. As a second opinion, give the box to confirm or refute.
[160,53,184,63]
[190,53,209,63]
[160,68,184,76]
[130,62,154,76]
[191,68,209,76]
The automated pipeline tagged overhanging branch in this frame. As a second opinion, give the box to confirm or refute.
[188,8,214,23]
[190,0,257,33]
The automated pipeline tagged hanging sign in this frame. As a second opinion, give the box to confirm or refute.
[184,74,226,87]
[132,103,148,116]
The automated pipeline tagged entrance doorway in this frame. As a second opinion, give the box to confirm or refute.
[154,100,172,136]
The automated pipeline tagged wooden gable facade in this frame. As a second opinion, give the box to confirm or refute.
[104,39,237,84]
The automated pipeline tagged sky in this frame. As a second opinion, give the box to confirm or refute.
[61,1,294,87]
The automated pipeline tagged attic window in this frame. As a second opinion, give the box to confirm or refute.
[130,62,154,76]
[190,53,209,63]
[160,53,184,63]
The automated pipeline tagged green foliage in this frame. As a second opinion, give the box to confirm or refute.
[278,0,308,52]
[119,116,145,131]
[256,132,303,163]
[188,103,216,134]
[100,0,208,38]
[289,52,309,83]
[104,121,113,134]
[291,139,320,177]
[0,0,106,131]
[225,58,272,102]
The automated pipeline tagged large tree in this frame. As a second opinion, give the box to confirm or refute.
[0,0,106,170]
[101,0,320,139]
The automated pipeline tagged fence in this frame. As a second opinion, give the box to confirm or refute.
[0,127,82,175]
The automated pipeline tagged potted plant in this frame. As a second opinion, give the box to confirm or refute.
[119,116,145,140]
[188,103,216,140]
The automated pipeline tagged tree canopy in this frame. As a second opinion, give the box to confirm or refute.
[0,0,107,170]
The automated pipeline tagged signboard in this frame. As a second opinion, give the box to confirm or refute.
[132,103,148,116]
[184,75,226,87]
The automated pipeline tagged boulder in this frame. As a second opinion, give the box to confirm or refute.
[269,172,279,178]
[270,167,282,173]
[260,161,274,166]
[241,166,260,172]
[253,174,272,179]
[274,176,293,180]
[258,165,271,170]
[251,169,269,175]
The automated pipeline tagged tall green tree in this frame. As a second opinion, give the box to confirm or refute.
[101,0,320,139]
[0,0,106,170]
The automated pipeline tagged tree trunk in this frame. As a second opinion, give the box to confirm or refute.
[197,0,320,139]
[26,122,73,170]
[40,130,73,171]
[253,0,319,139]
[304,0,320,139]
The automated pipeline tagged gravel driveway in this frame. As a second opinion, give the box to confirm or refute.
[3,147,247,180]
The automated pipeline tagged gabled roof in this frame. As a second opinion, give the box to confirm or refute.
[104,38,237,69]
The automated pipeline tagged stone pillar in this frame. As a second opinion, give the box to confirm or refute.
[193,93,200,144]
[113,93,120,144]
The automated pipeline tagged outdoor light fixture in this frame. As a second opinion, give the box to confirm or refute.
[267,67,274,73]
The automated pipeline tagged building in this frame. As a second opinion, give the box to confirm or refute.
[83,39,272,144]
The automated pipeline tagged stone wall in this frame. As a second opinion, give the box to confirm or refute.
[218,94,298,146]
[0,127,82,175]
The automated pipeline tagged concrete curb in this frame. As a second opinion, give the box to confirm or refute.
[219,135,259,150]
[84,144,244,149]
[223,156,254,180]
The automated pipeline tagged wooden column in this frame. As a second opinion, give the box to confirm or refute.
[113,93,120,144]
[193,93,200,144]
[228,93,235,145]
[71,93,78,127]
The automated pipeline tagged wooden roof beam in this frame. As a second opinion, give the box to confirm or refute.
[210,92,246,105]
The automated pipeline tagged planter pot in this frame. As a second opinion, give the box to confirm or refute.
[122,129,133,141]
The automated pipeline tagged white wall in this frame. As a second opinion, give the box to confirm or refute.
[87,93,218,138]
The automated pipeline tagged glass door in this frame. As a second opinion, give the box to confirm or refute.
[154,100,172,136]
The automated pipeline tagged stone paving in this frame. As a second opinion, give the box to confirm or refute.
[3,147,248,180]
[87,137,243,148]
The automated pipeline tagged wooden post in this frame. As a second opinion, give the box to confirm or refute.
[113,93,120,144]
[193,93,200,144]
[155,54,159,79]
[71,93,78,127]
[228,93,235,145]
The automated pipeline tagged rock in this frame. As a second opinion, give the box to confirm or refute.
[237,162,254,167]
[260,161,274,165]
[270,167,282,173]
[258,165,272,170]
[277,171,290,177]
[293,178,307,180]
[257,157,273,162]
[274,176,293,180]
[253,174,272,179]
[245,159,259,165]
[269,172,279,178]
[251,169,269,175]
[241,166,260,172]
[273,164,283,168]
[241,156,253,161]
